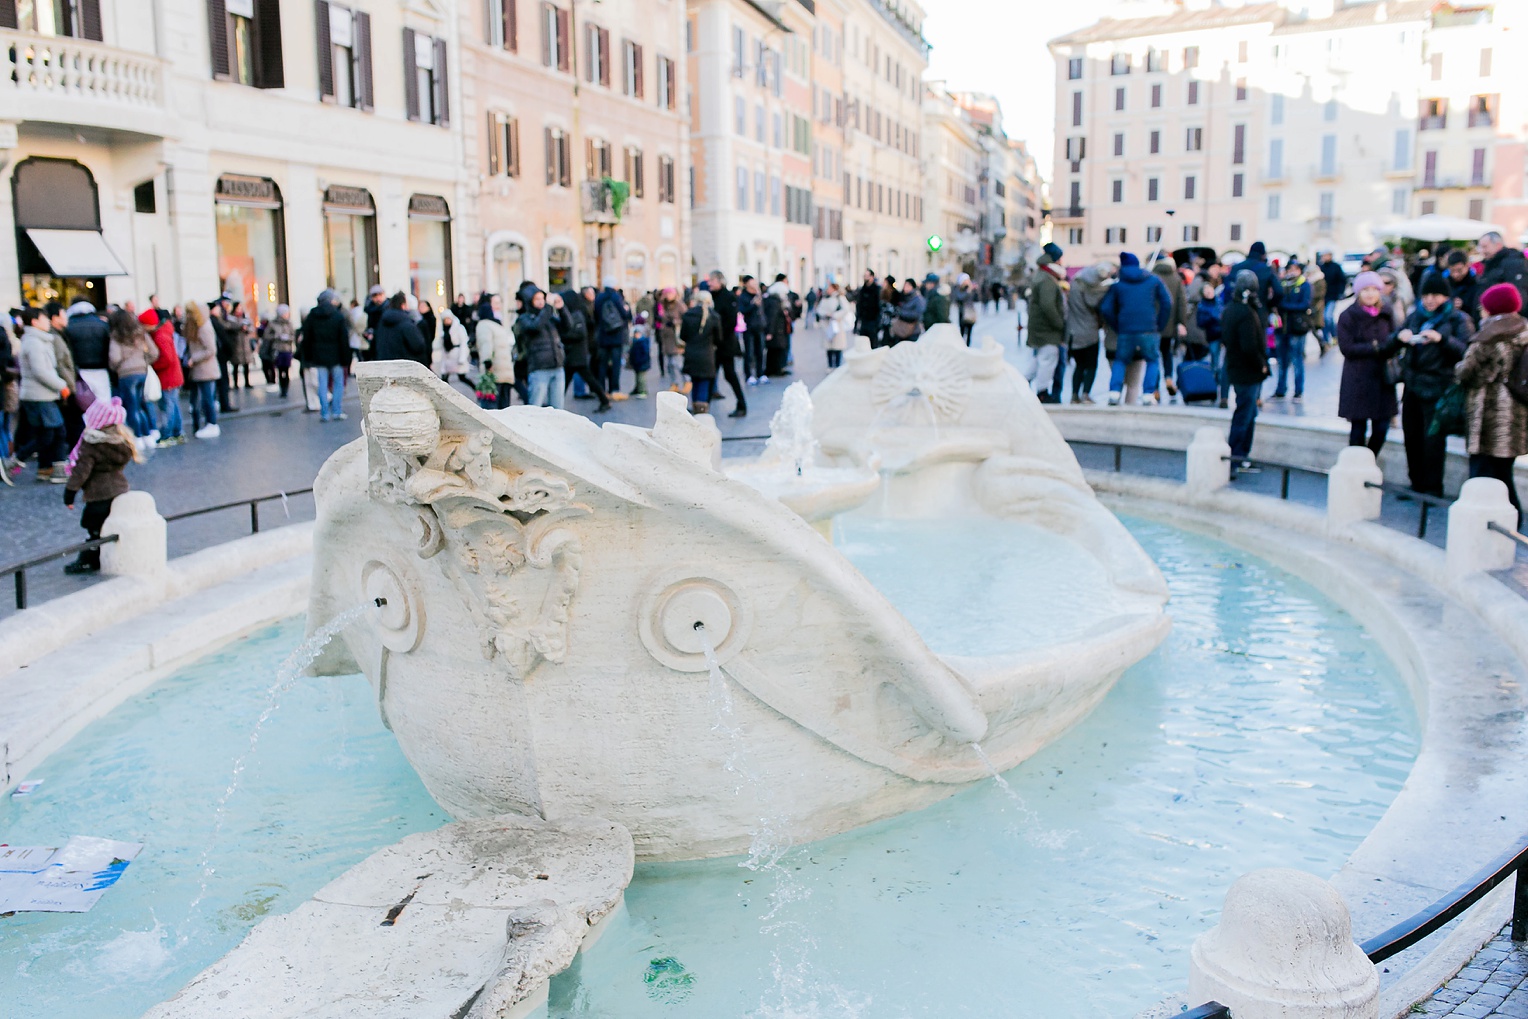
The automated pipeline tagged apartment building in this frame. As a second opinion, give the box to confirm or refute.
[1004,138,1045,270]
[2,0,467,318]
[458,0,688,298]
[841,0,927,283]
[947,91,1043,289]
[686,0,798,284]
[779,0,816,290]
[809,0,849,286]
[1047,0,1454,265]
[922,84,983,280]
[1414,3,1528,241]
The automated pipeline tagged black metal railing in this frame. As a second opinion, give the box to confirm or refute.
[162,488,314,535]
[1365,481,1454,540]
[1361,835,1528,963]
[2,488,315,613]
[2,536,119,610]
[1183,836,1528,1016]
[1223,455,1326,501]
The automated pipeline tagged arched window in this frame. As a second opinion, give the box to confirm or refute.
[492,241,526,297]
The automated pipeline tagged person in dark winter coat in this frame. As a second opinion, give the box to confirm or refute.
[1319,252,1348,345]
[1026,251,1068,402]
[373,293,430,365]
[706,272,746,417]
[1224,241,1282,313]
[62,396,140,573]
[1456,283,1528,517]
[1101,252,1172,403]
[1445,251,1483,323]
[1477,232,1528,311]
[1396,275,1472,496]
[1274,261,1313,400]
[556,289,610,412]
[1151,257,1188,400]
[1337,271,1402,454]
[1195,283,1229,405]
[592,277,632,396]
[736,278,768,381]
[299,290,352,422]
[1221,270,1270,465]
[854,270,881,342]
[680,290,722,413]
[515,289,565,408]
[763,280,792,376]
[921,274,950,330]
[63,302,109,404]
[890,280,926,345]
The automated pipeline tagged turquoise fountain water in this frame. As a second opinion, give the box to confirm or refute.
[546,517,1420,1018]
[0,518,1419,1018]
[0,619,444,1019]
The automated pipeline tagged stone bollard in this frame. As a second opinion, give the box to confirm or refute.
[100,491,168,578]
[1446,477,1519,582]
[1326,446,1383,532]
[1186,426,1231,497]
[1189,869,1378,1019]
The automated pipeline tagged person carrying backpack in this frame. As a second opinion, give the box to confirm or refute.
[593,277,632,399]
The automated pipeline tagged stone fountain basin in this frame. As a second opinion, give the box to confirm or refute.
[304,362,1170,860]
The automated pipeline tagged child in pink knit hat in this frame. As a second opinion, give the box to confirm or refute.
[62,397,141,575]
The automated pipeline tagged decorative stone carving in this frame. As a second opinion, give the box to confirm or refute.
[869,338,974,423]
[308,359,1169,861]
[361,380,590,679]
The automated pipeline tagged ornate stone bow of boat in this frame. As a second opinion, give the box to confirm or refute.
[308,349,1168,861]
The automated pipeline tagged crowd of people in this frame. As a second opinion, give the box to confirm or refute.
[6,236,1522,573]
[1023,231,1526,515]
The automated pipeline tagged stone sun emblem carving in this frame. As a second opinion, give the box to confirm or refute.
[870,341,973,423]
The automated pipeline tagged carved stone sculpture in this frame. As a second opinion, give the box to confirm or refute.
[309,351,1168,861]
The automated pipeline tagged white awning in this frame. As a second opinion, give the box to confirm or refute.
[25,229,130,277]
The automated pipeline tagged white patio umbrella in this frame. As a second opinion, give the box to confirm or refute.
[1376,213,1505,243]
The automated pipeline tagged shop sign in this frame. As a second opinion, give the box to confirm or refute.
[215,174,281,209]
[408,194,451,221]
[324,185,375,213]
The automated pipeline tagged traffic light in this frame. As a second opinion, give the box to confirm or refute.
[926,234,943,254]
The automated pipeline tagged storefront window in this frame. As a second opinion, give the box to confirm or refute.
[214,175,287,321]
[13,157,120,309]
[323,185,377,307]
[548,245,574,290]
[407,194,452,301]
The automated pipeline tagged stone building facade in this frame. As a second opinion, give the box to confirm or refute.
[2,0,468,318]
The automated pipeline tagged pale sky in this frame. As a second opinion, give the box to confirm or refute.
[923,0,1121,175]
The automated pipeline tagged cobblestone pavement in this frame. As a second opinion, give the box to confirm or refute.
[1417,925,1528,1018]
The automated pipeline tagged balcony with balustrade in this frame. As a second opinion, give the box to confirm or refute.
[2,30,169,138]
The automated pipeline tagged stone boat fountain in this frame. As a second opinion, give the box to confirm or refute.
[307,326,1169,861]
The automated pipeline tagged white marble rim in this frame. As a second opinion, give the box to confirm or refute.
[1092,474,1528,1019]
